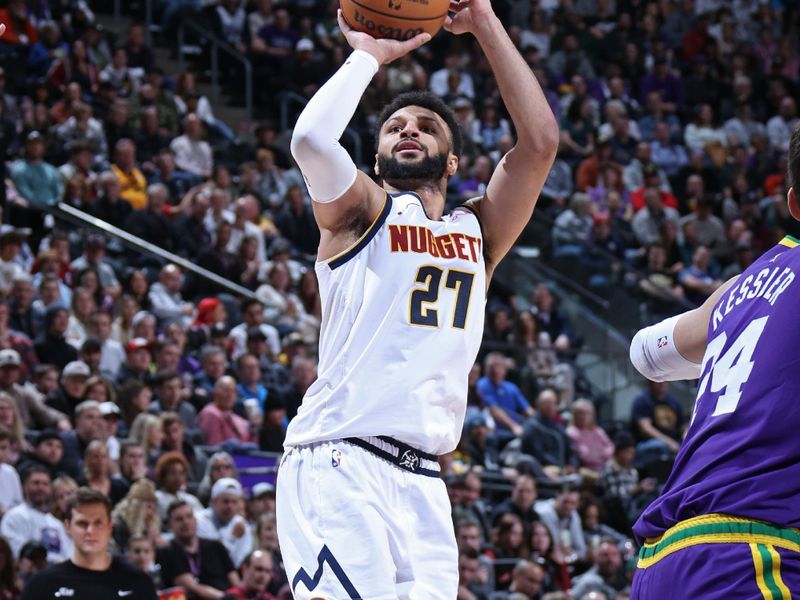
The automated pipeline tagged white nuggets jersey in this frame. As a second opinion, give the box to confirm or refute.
[285,191,487,455]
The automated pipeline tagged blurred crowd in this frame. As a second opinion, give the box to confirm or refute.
[0,0,793,598]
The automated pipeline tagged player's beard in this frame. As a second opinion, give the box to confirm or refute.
[378,151,448,190]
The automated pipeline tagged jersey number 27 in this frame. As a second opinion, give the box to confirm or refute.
[409,266,474,329]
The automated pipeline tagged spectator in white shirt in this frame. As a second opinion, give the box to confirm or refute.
[170,113,213,179]
[0,426,22,517]
[87,311,125,378]
[228,298,280,360]
[429,51,475,100]
[148,264,193,328]
[0,465,72,563]
[195,477,253,568]
[766,96,798,154]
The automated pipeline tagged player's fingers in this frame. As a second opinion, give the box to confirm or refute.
[399,31,431,52]
[337,10,353,35]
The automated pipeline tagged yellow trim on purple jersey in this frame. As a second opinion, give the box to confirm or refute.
[638,514,800,569]
[778,235,800,248]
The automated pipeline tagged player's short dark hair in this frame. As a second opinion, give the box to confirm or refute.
[376,91,463,157]
[65,487,111,521]
[789,122,800,190]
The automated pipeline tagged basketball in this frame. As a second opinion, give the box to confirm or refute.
[340,0,450,41]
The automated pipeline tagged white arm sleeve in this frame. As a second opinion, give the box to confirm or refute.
[290,49,379,203]
[629,314,702,382]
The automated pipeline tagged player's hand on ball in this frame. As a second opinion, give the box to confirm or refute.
[337,10,430,66]
[444,0,496,35]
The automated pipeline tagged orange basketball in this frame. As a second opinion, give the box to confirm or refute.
[340,0,450,40]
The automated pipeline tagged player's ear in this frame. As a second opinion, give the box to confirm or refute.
[446,153,459,178]
[788,187,800,221]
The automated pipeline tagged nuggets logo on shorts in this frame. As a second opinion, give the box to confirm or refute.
[331,449,342,468]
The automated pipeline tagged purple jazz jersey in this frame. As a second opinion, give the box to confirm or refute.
[635,237,800,541]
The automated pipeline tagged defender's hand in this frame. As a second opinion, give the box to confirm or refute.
[337,10,430,66]
[444,0,497,35]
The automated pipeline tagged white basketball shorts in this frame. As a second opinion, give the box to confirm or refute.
[276,437,458,599]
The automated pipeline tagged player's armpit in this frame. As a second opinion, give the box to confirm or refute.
[312,171,387,261]
[674,275,738,363]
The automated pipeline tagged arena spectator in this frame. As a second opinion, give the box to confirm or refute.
[157,500,240,595]
[0,350,69,431]
[199,376,255,446]
[534,486,586,562]
[477,352,534,440]
[0,465,72,563]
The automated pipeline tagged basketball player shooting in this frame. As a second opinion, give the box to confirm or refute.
[628,123,800,598]
[275,0,558,598]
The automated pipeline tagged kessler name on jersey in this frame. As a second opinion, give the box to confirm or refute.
[389,223,482,263]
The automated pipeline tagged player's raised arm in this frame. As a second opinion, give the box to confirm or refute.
[446,0,559,275]
[630,276,738,381]
[289,13,430,260]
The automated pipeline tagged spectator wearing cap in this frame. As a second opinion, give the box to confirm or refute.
[11,132,63,207]
[280,38,327,101]
[228,299,280,361]
[35,306,77,371]
[0,229,28,295]
[45,360,91,419]
[157,500,240,596]
[150,369,198,433]
[170,113,213,179]
[58,400,105,478]
[148,264,194,328]
[0,349,69,431]
[98,400,122,464]
[115,337,152,387]
[0,465,72,563]
[154,451,203,519]
[199,376,255,447]
[70,235,122,299]
[196,477,254,568]
[247,483,275,523]
[17,430,65,480]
